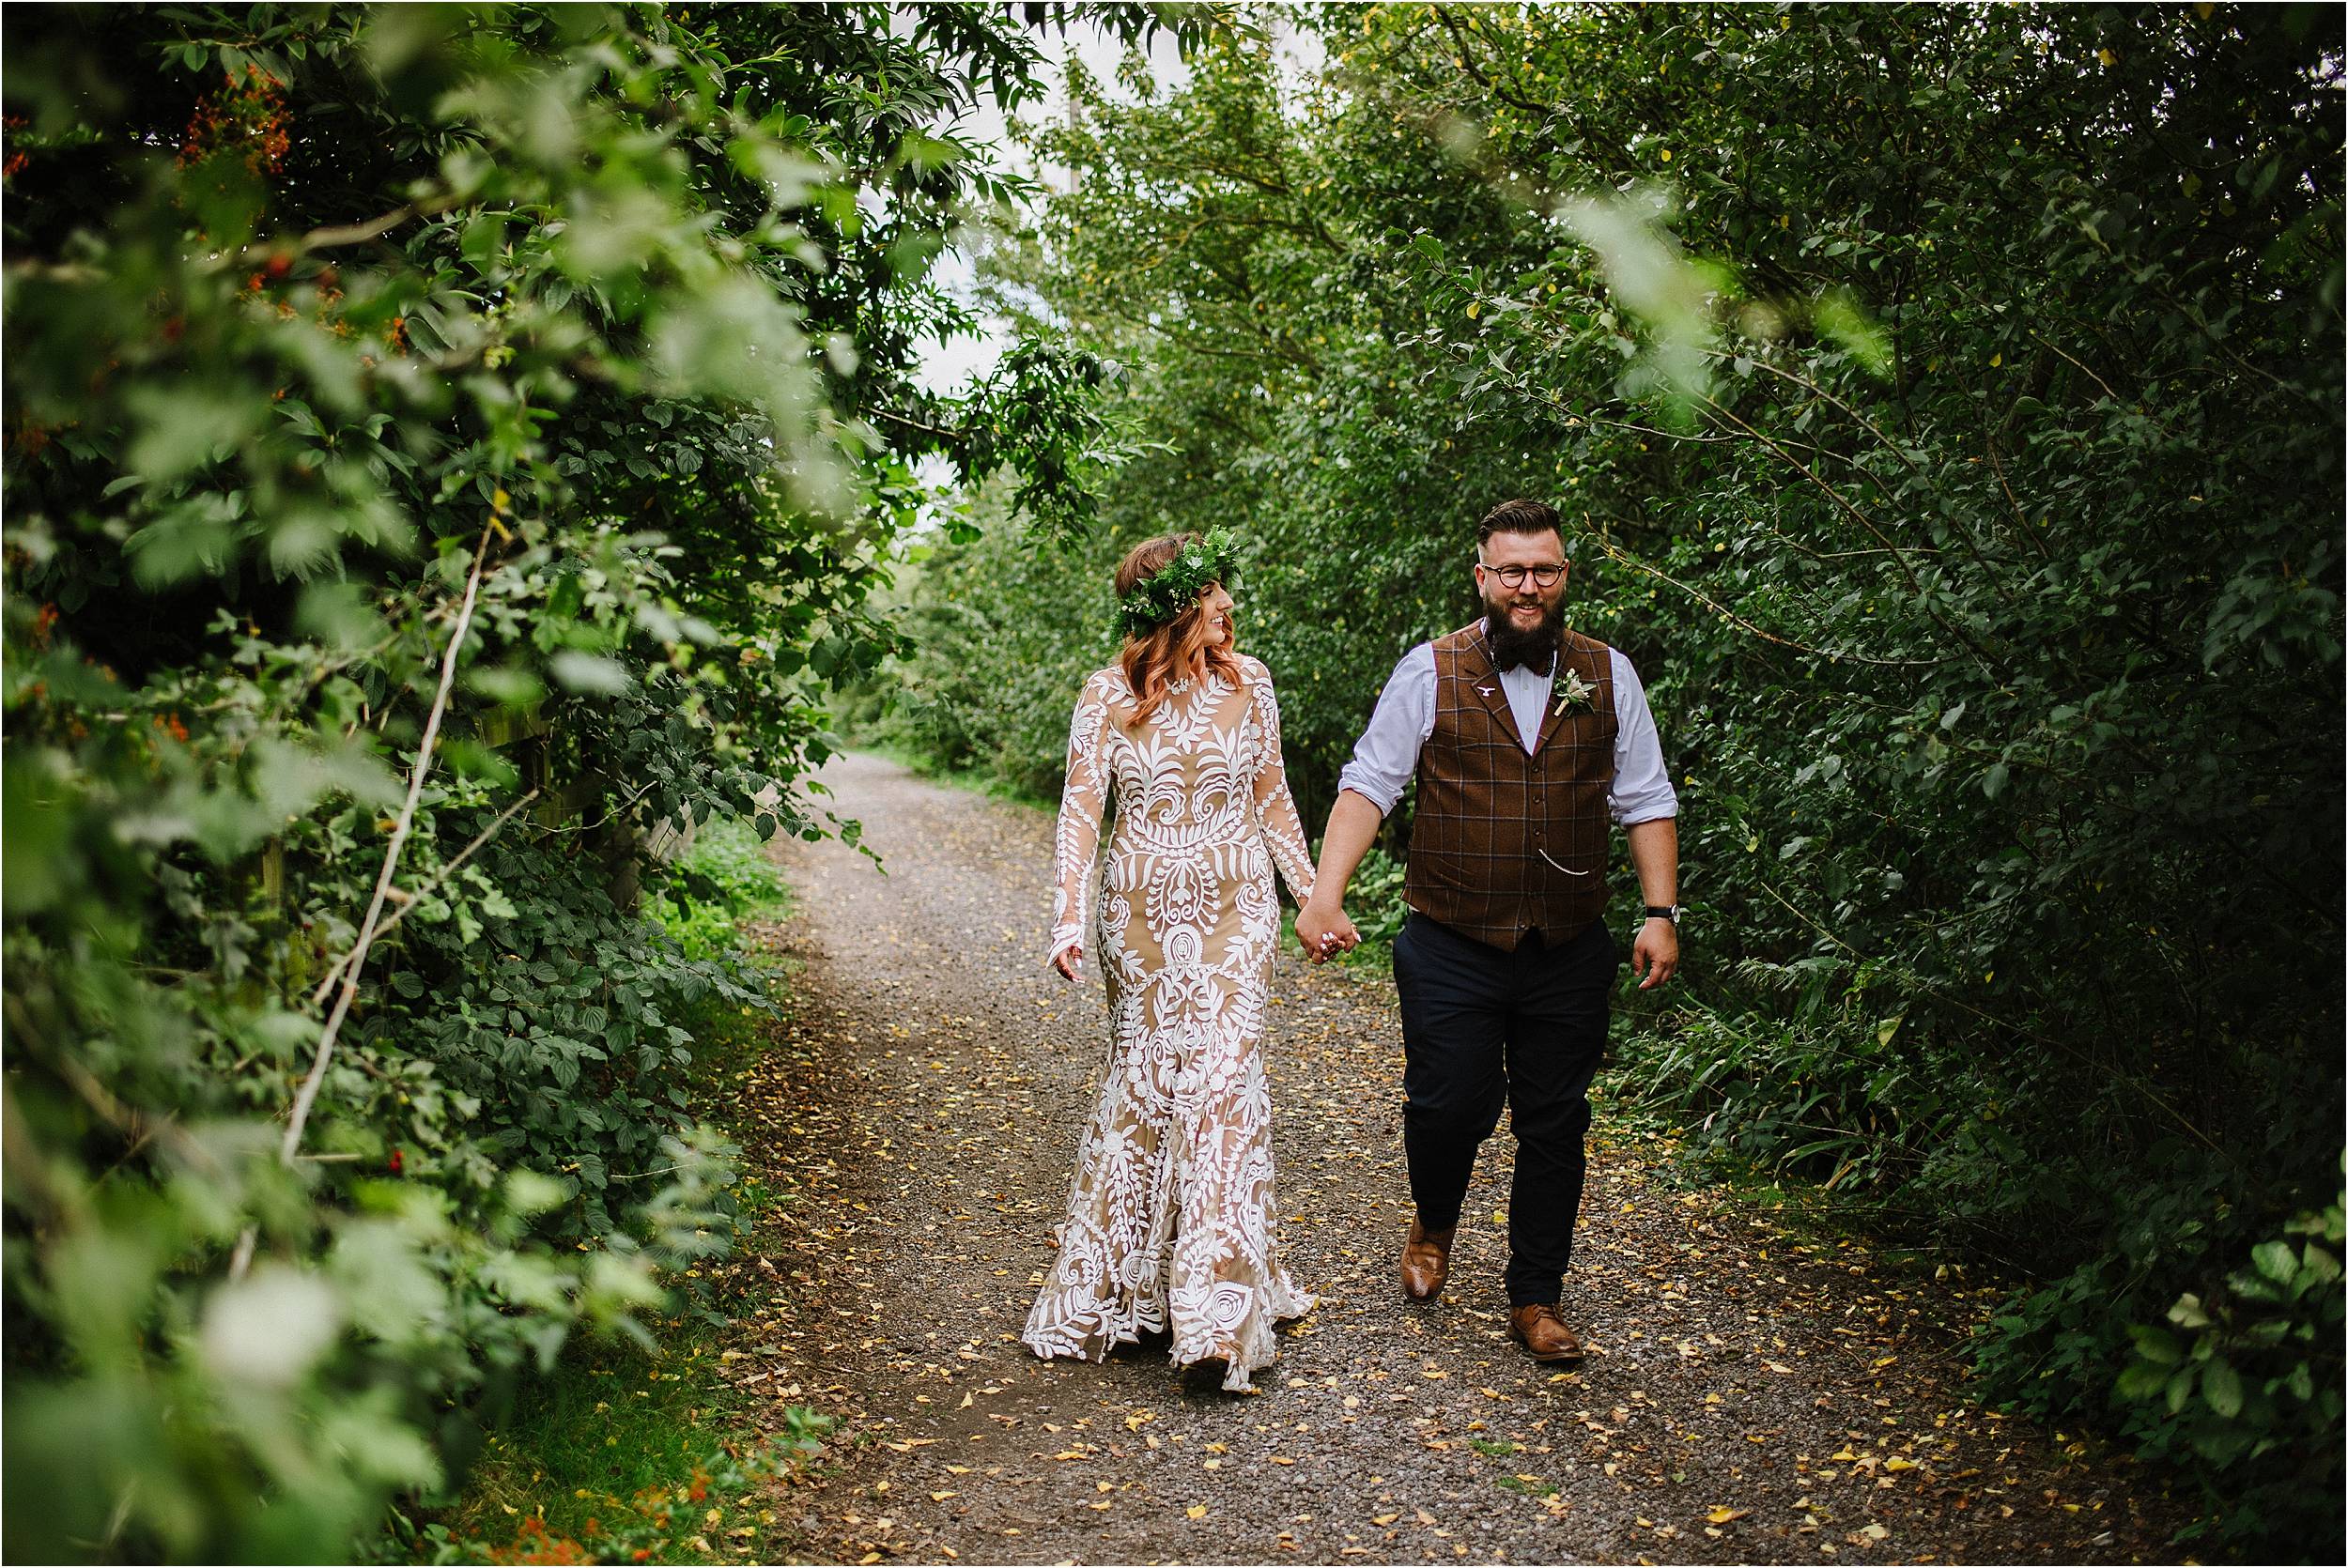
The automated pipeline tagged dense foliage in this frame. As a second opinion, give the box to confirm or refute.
[0,3,1207,1559]
[865,4,2344,1552]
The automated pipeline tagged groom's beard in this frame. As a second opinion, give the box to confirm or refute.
[1483,592,1565,672]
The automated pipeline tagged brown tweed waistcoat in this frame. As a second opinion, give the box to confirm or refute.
[1403,621,1618,951]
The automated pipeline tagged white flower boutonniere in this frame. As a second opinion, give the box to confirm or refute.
[1552,667,1597,717]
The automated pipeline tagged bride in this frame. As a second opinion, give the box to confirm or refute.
[1021,529,1327,1391]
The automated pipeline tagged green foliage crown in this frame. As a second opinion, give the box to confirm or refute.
[1117,528,1242,638]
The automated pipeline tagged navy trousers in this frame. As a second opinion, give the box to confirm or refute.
[1392,910,1616,1307]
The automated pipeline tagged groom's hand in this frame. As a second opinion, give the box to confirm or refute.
[1631,917,1679,990]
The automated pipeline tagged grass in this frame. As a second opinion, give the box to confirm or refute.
[422,1339,779,1561]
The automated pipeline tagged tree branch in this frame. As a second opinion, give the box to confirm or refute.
[234,518,499,1280]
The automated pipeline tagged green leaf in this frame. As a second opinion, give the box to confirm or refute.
[2201,1357,2244,1420]
[505,1169,567,1216]
[124,384,263,484]
[548,652,632,695]
[1814,288,1892,377]
[460,210,511,269]
[2165,1364,2197,1415]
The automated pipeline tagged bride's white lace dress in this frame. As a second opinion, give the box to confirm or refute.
[1021,654,1317,1391]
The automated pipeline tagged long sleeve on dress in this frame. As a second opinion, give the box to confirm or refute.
[1049,674,1113,956]
[1247,669,1316,907]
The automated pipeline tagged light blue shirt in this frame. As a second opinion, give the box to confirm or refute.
[1335,625,1679,826]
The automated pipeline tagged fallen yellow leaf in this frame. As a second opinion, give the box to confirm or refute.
[1706,1507,1750,1524]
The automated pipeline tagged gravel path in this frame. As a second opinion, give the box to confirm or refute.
[733,751,2181,1565]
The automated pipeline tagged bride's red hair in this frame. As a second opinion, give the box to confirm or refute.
[1116,532,1244,729]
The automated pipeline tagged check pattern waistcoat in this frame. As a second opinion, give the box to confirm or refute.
[1403,622,1619,951]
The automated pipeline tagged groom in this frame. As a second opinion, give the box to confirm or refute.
[1296,499,1680,1361]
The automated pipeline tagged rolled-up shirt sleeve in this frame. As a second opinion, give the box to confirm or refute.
[1609,648,1678,825]
[1335,644,1437,816]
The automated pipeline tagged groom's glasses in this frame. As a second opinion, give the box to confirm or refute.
[1481,561,1565,589]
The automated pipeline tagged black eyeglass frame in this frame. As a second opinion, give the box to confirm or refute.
[1478,561,1566,589]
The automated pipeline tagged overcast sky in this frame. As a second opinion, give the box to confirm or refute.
[906,13,1322,399]
[905,21,1188,397]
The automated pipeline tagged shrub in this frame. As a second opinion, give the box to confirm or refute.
[2111,1174,2345,1558]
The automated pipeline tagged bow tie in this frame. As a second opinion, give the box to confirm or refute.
[1491,650,1556,676]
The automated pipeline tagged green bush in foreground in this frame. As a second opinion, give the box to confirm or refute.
[2,3,1202,1559]
[2109,1174,2344,1555]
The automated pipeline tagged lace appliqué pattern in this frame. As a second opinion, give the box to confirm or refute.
[1024,656,1318,1391]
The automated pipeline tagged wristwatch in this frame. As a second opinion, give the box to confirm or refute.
[1643,905,1682,927]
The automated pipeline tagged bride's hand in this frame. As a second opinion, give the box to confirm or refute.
[1050,943,1083,980]
[1294,899,1359,964]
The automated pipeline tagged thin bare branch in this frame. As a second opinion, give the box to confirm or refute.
[235,519,499,1280]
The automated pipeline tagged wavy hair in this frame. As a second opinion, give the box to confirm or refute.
[1114,532,1244,729]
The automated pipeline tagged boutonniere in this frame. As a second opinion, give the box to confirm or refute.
[1552,667,1596,717]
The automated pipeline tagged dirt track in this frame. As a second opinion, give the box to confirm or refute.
[728,751,2181,1565]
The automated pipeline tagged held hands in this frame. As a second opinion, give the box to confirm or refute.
[1631,916,1679,990]
[1295,897,1360,965]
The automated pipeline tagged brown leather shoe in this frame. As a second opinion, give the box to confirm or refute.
[1399,1220,1456,1302]
[1508,1303,1585,1362]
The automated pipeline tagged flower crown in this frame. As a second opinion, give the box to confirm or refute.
[1116,528,1242,638]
